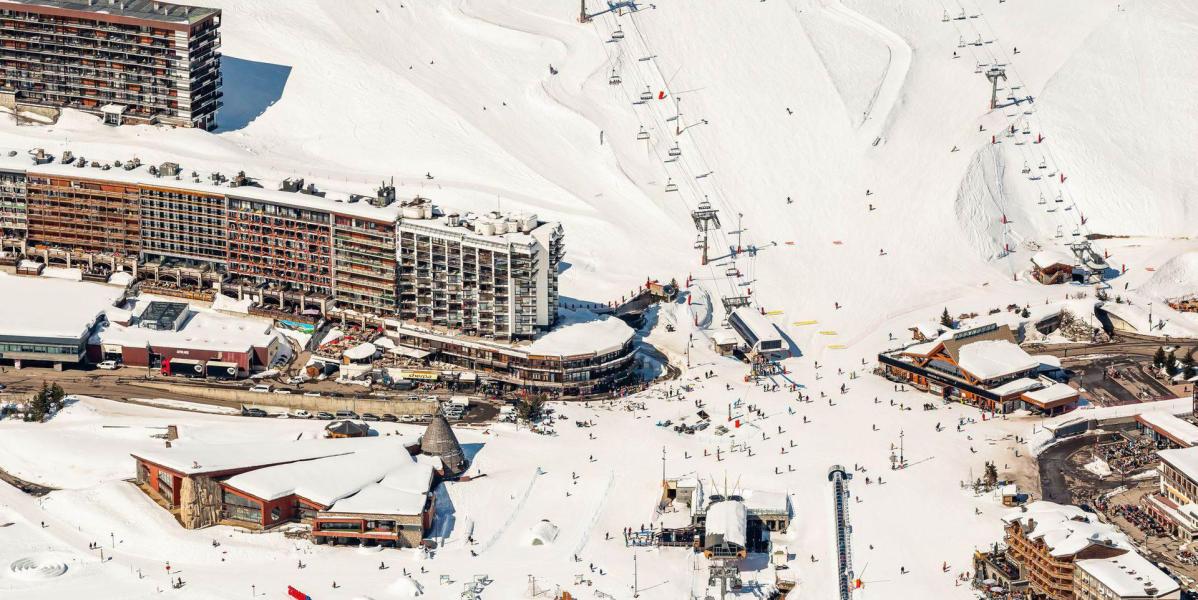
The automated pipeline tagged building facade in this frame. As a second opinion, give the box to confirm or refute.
[0,0,222,128]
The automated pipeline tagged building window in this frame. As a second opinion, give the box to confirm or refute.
[221,490,262,524]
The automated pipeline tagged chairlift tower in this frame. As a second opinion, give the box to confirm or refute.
[707,561,742,600]
[721,296,751,313]
[691,199,721,266]
[985,66,1007,110]
[579,0,589,23]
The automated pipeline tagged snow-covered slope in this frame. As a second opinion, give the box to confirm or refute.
[1,0,1196,598]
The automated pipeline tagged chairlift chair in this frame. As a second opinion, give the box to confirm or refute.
[668,144,681,157]
[611,27,625,40]
[608,69,621,85]
[1072,228,1081,237]
[1055,193,1063,203]
[636,126,649,141]
[725,267,740,278]
[1021,161,1031,174]
[1038,158,1047,169]
[665,179,678,193]
[1038,193,1046,205]
[640,87,652,101]
[1055,226,1063,238]
[942,10,950,22]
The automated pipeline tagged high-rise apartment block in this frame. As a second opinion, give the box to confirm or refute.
[0,0,222,128]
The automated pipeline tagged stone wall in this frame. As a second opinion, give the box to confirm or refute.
[130,381,440,416]
[179,475,222,529]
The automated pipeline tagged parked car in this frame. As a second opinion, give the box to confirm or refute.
[303,392,322,397]
[243,408,268,418]
[273,389,292,395]
[96,360,119,370]
[335,410,360,420]
[361,413,380,422]
[288,410,312,419]
[380,413,399,423]
[248,384,272,393]
[400,414,417,423]
[315,411,334,420]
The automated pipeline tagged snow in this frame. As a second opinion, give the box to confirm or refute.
[956,340,1039,381]
[1158,447,1198,485]
[1084,458,1113,478]
[1002,501,1124,557]
[1076,547,1180,598]
[0,274,123,339]
[524,309,633,356]
[1022,382,1079,405]
[222,438,419,505]
[528,520,560,546]
[92,302,278,354]
[1137,411,1198,447]
[1031,249,1077,269]
[704,500,748,549]
[106,270,133,287]
[989,377,1043,397]
[0,0,1194,597]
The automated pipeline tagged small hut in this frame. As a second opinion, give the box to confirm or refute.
[703,500,748,559]
[325,420,370,439]
[421,416,467,477]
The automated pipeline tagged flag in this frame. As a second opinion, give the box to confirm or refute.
[287,586,310,600]
[658,91,666,99]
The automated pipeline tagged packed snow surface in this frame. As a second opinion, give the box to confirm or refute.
[0,0,1195,598]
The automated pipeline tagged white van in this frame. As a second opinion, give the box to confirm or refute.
[248,384,272,393]
[96,360,119,370]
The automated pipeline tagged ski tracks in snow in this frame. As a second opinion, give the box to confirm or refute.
[802,0,912,144]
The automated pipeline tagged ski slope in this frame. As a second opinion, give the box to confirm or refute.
[0,0,1196,598]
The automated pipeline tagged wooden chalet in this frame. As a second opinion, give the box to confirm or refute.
[878,324,1077,414]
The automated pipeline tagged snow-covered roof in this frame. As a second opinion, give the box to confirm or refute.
[729,307,784,347]
[956,340,1039,381]
[222,439,416,506]
[93,306,277,353]
[1002,501,1127,557]
[1076,546,1179,598]
[900,340,939,357]
[740,489,789,516]
[0,274,124,340]
[133,438,359,476]
[705,500,747,548]
[325,460,434,517]
[990,377,1044,396]
[525,310,633,356]
[1159,447,1198,484]
[1022,382,1079,406]
[1031,249,1077,269]
[1138,412,1198,447]
[711,329,739,345]
[1043,397,1190,434]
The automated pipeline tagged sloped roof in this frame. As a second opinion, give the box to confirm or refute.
[421,416,466,476]
[705,500,747,549]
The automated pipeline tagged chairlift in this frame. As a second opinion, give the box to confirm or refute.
[942,10,950,22]
[725,267,740,278]
[636,126,649,141]
[958,36,965,49]
[1055,226,1063,238]
[693,236,705,250]
[1071,227,1081,237]
[1055,193,1063,203]
[1038,158,1047,169]
[1021,161,1031,175]
[611,27,625,41]
[665,179,678,193]
[668,144,681,158]
[608,69,621,85]
[640,87,652,101]
[1038,193,1046,205]
[1021,126,1031,135]
[958,9,966,20]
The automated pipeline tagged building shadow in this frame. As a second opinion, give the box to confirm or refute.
[215,56,292,132]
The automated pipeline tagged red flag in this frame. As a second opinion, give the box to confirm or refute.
[658,91,665,99]
[287,586,309,600]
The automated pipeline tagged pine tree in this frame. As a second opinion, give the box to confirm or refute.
[1154,346,1167,367]
[1166,351,1180,377]
[939,308,953,328]
[49,382,65,412]
[28,382,50,422]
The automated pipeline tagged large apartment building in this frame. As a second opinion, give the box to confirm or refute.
[397,202,563,339]
[0,0,222,129]
[0,153,563,340]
